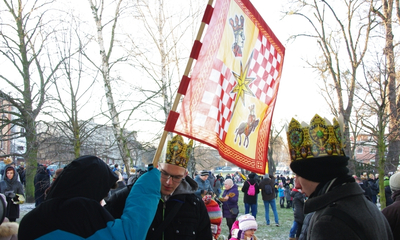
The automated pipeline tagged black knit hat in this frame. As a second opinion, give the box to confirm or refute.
[248,173,256,179]
[290,156,349,182]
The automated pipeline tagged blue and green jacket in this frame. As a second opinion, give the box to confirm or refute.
[18,155,160,240]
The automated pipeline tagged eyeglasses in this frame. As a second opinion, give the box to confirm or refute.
[160,169,184,183]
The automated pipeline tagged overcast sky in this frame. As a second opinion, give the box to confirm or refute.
[250,0,329,125]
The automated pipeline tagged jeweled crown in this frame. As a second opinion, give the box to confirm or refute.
[286,114,345,161]
[3,157,12,165]
[165,135,193,168]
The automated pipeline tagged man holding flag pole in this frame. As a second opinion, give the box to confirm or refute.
[106,0,285,239]
[105,135,213,240]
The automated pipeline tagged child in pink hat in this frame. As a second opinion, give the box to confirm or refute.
[229,214,258,240]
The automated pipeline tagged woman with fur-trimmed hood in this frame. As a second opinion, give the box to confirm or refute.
[0,194,18,240]
[18,155,161,240]
[0,219,18,240]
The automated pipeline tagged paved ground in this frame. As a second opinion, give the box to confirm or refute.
[18,203,35,223]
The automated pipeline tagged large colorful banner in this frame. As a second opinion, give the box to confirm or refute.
[169,0,285,174]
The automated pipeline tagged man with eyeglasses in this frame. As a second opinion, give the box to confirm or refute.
[105,135,212,240]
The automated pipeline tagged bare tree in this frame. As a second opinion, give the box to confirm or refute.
[268,123,288,174]
[0,0,67,202]
[46,13,100,159]
[193,144,222,171]
[286,0,377,173]
[371,0,400,174]
[85,0,149,174]
[126,0,203,141]
[355,55,398,208]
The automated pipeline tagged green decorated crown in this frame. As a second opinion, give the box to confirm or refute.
[165,135,193,168]
[286,114,345,161]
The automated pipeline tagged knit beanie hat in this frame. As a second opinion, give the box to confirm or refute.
[202,196,222,239]
[248,173,256,179]
[200,170,209,176]
[238,214,257,232]
[206,199,222,226]
[389,172,400,192]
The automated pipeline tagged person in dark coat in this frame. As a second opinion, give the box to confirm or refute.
[0,166,24,222]
[33,165,50,207]
[103,170,126,202]
[258,174,279,226]
[274,179,279,199]
[213,175,223,198]
[289,187,305,240]
[241,172,260,218]
[252,172,261,183]
[288,114,393,240]
[44,168,63,200]
[104,135,212,240]
[284,181,292,208]
[16,165,25,187]
[221,178,239,239]
[382,172,400,240]
[368,173,379,204]
[208,172,216,191]
[363,173,379,204]
[0,193,18,240]
[384,176,394,207]
[18,155,160,240]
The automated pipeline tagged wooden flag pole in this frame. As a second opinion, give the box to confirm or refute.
[152,0,214,166]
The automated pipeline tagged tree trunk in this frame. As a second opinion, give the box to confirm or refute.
[381,0,400,173]
[89,0,132,170]
[24,117,38,203]
[25,147,37,203]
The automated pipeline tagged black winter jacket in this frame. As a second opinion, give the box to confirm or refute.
[305,177,393,240]
[258,176,275,201]
[290,190,305,223]
[382,190,400,240]
[34,166,50,205]
[147,189,211,240]
[241,177,260,204]
[105,175,212,240]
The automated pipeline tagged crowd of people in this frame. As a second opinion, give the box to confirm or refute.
[0,131,398,239]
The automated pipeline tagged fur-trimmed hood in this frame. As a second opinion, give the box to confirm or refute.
[0,222,18,239]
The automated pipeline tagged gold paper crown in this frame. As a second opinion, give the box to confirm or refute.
[3,157,13,165]
[286,114,345,161]
[165,135,193,168]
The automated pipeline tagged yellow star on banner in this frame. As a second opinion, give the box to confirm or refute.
[231,52,255,116]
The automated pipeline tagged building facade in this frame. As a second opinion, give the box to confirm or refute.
[0,98,26,165]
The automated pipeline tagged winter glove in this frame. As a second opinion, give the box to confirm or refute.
[12,194,25,204]
[4,191,15,198]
